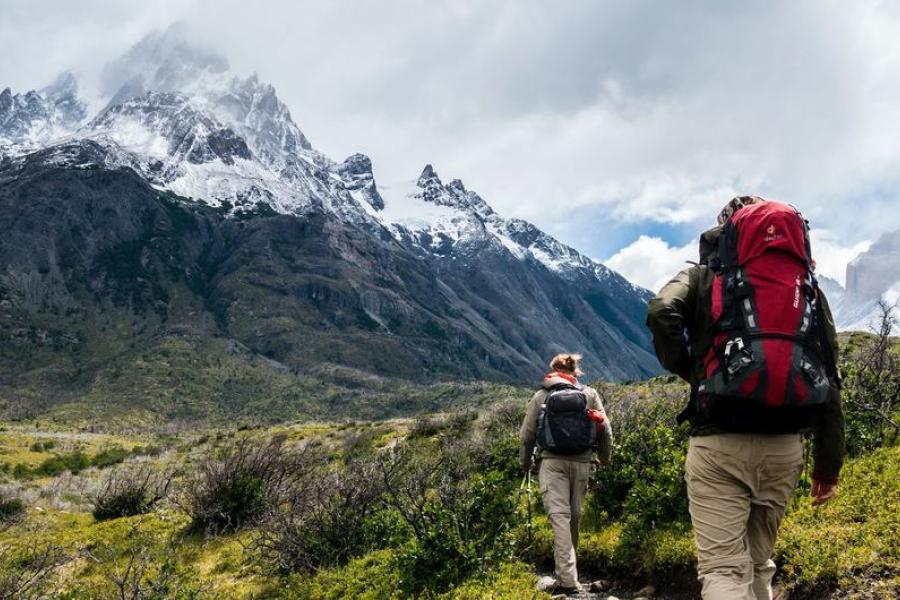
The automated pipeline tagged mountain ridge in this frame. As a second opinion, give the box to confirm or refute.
[0,25,660,420]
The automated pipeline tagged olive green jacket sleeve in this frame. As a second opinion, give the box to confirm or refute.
[646,267,698,382]
[518,390,543,470]
[811,291,845,483]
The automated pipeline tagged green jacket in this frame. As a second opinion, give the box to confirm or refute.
[646,257,845,484]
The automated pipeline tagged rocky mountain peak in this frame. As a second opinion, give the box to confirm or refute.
[418,164,440,185]
[0,75,87,146]
[89,91,252,167]
[338,153,384,210]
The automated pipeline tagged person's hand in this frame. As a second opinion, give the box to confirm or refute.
[593,457,608,469]
[811,479,837,506]
[521,460,534,474]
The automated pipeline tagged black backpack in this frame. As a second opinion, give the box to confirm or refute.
[536,384,596,455]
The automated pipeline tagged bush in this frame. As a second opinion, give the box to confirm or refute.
[92,466,171,521]
[283,549,403,600]
[381,441,518,595]
[840,302,900,457]
[85,521,208,599]
[16,450,92,479]
[180,436,316,533]
[588,383,690,530]
[0,489,24,528]
[0,544,68,600]
[91,446,131,469]
[254,455,385,572]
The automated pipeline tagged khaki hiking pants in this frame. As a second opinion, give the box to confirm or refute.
[686,433,804,600]
[539,457,591,588]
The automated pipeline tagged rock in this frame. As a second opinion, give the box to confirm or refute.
[537,575,557,592]
[635,583,656,597]
[589,579,610,592]
[606,596,621,600]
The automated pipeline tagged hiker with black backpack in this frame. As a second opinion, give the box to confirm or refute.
[519,353,612,597]
[646,197,845,600]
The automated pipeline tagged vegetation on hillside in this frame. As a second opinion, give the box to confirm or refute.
[0,314,897,598]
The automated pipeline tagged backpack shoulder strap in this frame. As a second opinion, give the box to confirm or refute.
[713,218,739,272]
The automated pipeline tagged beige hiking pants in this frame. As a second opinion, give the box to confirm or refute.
[539,457,591,588]
[686,433,804,600]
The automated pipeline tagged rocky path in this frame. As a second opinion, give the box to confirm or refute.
[537,575,663,600]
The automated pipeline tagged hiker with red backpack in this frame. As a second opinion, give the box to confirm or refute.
[647,197,845,600]
[519,353,612,597]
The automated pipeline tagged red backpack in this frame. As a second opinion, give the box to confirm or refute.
[696,201,836,431]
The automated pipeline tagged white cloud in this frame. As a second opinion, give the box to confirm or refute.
[607,229,871,292]
[603,236,696,292]
[809,229,872,286]
[4,1,900,261]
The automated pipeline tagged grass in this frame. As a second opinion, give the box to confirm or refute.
[776,445,900,597]
[0,375,896,598]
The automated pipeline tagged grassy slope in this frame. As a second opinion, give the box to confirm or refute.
[1,365,897,598]
[16,331,529,430]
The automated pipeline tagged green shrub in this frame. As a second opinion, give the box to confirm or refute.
[180,437,317,533]
[92,466,171,521]
[254,456,385,572]
[390,467,518,595]
[589,383,690,530]
[0,491,25,526]
[440,561,547,599]
[0,544,68,599]
[17,450,92,479]
[283,549,402,600]
[91,447,131,469]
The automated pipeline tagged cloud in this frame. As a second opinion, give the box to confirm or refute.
[809,229,872,286]
[3,1,900,279]
[603,236,696,292]
[607,228,872,292]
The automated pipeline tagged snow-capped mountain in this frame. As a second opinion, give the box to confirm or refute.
[0,72,86,147]
[0,24,659,401]
[1,24,644,296]
[828,228,900,331]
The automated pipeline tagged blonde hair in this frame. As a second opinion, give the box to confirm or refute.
[550,353,583,376]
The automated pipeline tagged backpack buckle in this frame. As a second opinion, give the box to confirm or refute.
[724,337,744,358]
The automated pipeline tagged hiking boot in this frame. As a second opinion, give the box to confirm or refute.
[549,583,581,597]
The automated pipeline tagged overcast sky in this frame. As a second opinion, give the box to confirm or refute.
[4,0,900,290]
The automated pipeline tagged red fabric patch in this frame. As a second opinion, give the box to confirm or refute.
[703,348,718,378]
[738,369,760,396]
[763,339,793,406]
[731,201,807,266]
[711,275,723,323]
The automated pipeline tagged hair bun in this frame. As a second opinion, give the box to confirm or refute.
[549,353,583,376]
